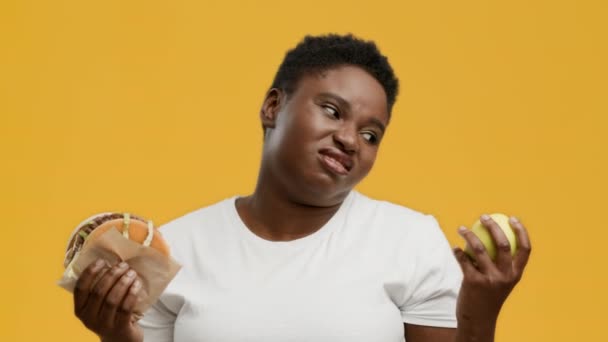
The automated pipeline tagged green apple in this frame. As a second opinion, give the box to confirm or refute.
[464,213,517,261]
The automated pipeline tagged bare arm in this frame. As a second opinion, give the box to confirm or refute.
[404,324,456,341]
[403,319,496,342]
[403,215,532,342]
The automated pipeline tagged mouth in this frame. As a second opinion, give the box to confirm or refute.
[318,148,353,176]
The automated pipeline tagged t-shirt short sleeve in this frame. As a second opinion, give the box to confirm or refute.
[399,214,463,328]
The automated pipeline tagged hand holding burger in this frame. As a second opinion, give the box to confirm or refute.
[75,259,144,342]
[61,212,175,342]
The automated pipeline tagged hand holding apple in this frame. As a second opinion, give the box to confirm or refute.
[464,213,517,261]
[452,214,532,329]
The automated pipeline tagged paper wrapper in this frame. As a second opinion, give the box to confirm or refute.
[58,228,181,319]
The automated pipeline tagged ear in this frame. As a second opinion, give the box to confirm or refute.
[260,88,284,130]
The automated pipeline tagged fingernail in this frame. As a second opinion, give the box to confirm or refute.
[122,270,136,283]
[458,226,467,235]
[131,280,141,294]
[112,262,128,274]
[92,259,105,271]
[510,216,519,223]
[481,214,490,221]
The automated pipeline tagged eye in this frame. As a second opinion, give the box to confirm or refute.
[361,131,379,144]
[323,105,340,119]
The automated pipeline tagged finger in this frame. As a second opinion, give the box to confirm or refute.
[85,261,130,318]
[116,278,143,327]
[510,216,532,275]
[458,226,493,274]
[480,214,513,273]
[98,268,137,328]
[74,259,107,313]
[453,247,481,277]
[77,266,111,330]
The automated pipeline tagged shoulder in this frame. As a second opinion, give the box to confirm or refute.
[348,191,452,258]
[351,190,442,237]
[156,196,237,246]
[348,192,458,283]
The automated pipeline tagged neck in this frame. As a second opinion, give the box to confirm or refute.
[236,170,349,242]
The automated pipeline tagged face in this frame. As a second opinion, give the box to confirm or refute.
[261,65,390,204]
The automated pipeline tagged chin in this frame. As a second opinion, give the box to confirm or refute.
[276,156,356,203]
[294,170,353,202]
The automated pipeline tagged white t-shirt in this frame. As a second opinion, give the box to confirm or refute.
[139,191,462,342]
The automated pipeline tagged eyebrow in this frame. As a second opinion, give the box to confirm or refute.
[367,117,386,134]
[317,92,386,134]
[318,92,351,112]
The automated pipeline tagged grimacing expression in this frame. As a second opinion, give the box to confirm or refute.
[262,65,390,201]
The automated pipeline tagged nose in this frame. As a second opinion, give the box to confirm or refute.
[333,124,358,154]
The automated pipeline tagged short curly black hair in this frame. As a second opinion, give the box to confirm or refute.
[270,33,399,114]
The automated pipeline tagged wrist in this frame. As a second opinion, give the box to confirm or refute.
[456,314,497,342]
[457,308,499,323]
[456,287,504,323]
[101,337,142,342]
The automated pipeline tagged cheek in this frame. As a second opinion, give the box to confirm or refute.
[358,149,378,174]
[288,107,329,143]
[270,111,318,161]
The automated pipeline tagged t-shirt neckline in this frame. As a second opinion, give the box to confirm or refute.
[226,191,356,248]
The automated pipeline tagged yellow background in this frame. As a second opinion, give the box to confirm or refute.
[1,0,606,340]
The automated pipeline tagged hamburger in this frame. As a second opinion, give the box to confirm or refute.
[64,212,170,270]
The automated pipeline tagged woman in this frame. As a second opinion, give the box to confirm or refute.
[73,34,531,342]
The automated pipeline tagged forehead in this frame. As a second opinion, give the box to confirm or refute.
[292,65,389,119]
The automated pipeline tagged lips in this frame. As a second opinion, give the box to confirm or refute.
[319,148,354,175]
